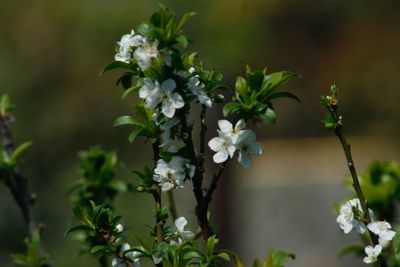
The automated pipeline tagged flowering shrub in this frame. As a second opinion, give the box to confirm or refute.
[1,5,399,267]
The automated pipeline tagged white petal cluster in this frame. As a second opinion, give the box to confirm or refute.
[153,156,195,191]
[336,198,367,234]
[174,217,194,243]
[337,199,397,264]
[139,78,184,118]
[114,30,158,71]
[114,223,124,233]
[112,243,141,267]
[363,244,382,264]
[367,221,396,246]
[188,76,212,107]
[208,120,262,167]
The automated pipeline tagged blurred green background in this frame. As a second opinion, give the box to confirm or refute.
[1,0,400,266]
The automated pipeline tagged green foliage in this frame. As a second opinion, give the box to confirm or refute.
[252,250,295,267]
[0,141,32,174]
[138,4,195,49]
[114,104,159,144]
[66,202,123,257]
[155,235,230,267]
[68,146,127,206]
[10,231,50,267]
[0,93,14,115]
[223,66,299,124]
[345,160,400,220]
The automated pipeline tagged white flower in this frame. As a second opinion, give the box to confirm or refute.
[218,119,246,145]
[115,224,124,233]
[188,77,212,107]
[170,156,196,179]
[208,135,236,164]
[153,157,190,191]
[336,198,367,234]
[139,78,162,108]
[118,30,145,48]
[114,30,146,63]
[139,79,184,118]
[115,46,131,63]
[175,217,194,243]
[158,79,184,118]
[134,39,158,71]
[368,221,396,246]
[112,258,125,267]
[236,130,262,168]
[363,244,382,264]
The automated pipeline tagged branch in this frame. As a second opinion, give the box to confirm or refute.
[204,161,228,214]
[329,108,387,267]
[0,112,52,267]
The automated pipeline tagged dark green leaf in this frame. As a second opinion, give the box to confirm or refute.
[65,225,95,235]
[100,61,131,76]
[128,129,143,143]
[223,102,241,117]
[113,116,141,127]
[338,243,364,258]
[267,92,300,103]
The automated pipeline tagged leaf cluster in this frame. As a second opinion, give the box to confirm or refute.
[66,202,123,256]
[11,231,50,267]
[0,141,32,174]
[223,66,299,124]
[68,146,127,206]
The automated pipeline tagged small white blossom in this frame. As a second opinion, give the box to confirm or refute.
[218,119,246,145]
[153,156,194,192]
[139,78,162,108]
[134,39,158,71]
[112,258,125,267]
[208,135,236,164]
[157,79,184,118]
[336,198,367,234]
[188,77,212,107]
[139,79,184,118]
[363,244,382,264]
[153,159,184,191]
[115,30,146,63]
[118,30,145,48]
[115,224,124,233]
[236,130,262,168]
[115,46,131,63]
[170,156,196,179]
[368,221,396,246]
[174,217,194,243]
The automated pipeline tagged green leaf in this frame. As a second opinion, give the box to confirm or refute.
[235,76,248,100]
[116,72,134,90]
[176,35,188,48]
[100,61,131,76]
[262,71,299,95]
[223,102,241,117]
[221,250,245,267]
[113,116,140,127]
[248,70,264,91]
[217,252,230,261]
[322,113,336,129]
[90,245,112,254]
[338,243,365,258]
[260,108,276,124]
[267,92,300,103]
[176,12,196,32]
[128,129,143,143]
[65,225,95,235]
[11,142,33,163]
[122,85,141,99]
[271,251,295,267]
[0,94,14,115]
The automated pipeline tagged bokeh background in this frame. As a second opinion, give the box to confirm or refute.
[1,0,400,266]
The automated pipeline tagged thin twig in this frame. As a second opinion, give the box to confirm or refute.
[0,112,52,267]
[330,108,387,267]
[167,190,178,221]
